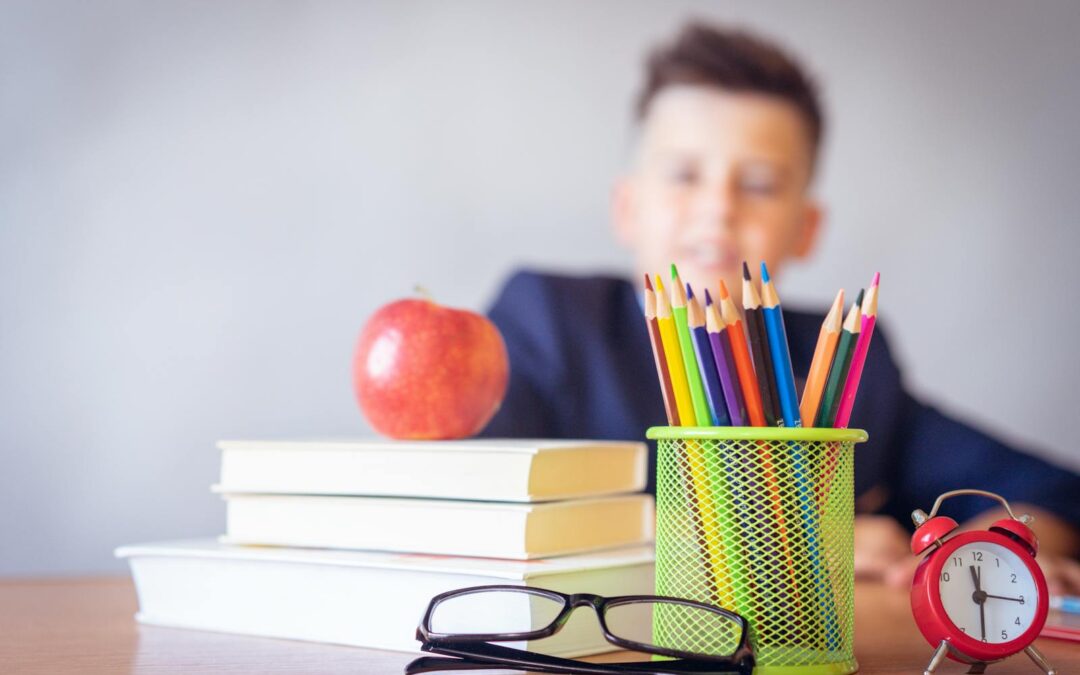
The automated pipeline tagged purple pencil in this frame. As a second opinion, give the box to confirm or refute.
[705,290,747,426]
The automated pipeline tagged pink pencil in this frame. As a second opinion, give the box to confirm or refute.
[834,273,879,428]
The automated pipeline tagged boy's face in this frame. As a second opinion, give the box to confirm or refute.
[613,85,822,303]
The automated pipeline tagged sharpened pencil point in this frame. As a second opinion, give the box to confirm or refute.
[686,283,694,300]
[644,273,652,291]
[855,288,865,305]
[742,261,751,281]
[670,263,679,280]
[871,272,880,288]
[718,279,730,299]
[655,275,665,293]
[704,288,713,306]
[760,262,771,283]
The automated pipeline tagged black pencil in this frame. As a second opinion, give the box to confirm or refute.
[742,261,780,427]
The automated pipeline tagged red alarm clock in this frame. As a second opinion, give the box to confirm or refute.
[910,489,1056,675]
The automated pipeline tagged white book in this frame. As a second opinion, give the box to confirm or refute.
[117,539,656,655]
[216,438,647,502]
[220,493,655,560]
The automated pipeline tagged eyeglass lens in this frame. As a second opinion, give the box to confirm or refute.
[430,589,564,635]
[430,589,743,659]
[605,600,742,657]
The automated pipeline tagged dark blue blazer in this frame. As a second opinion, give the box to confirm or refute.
[480,270,1080,528]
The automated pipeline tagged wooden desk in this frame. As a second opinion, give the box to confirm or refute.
[1,577,1076,674]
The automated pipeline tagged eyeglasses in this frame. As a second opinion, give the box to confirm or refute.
[405,585,755,675]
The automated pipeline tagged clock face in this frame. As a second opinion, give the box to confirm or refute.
[937,541,1039,644]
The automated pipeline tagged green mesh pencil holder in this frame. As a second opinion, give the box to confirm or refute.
[646,426,868,675]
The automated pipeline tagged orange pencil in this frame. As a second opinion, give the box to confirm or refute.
[717,280,766,427]
[799,289,845,427]
[644,275,679,426]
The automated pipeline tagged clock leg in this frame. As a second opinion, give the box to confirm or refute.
[1024,645,1057,675]
[923,641,950,675]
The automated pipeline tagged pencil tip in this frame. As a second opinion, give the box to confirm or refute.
[670,263,679,280]
[855,288,865,305]
[685,283,694,300]
[741,261,751,280]
[718,279,730,299]
[704,288,713,305]
[655,275,665,292]
[760,262,771,283]
[871,271,880,288]
[643,273,652,291]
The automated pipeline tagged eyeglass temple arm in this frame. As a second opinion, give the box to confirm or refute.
[405,655,519,674]
[412,641,749,675]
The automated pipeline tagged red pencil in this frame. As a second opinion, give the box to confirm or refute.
[717,280,766,427]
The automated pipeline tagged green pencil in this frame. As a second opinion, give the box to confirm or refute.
[670,265,712,427]
[816,290,863,428]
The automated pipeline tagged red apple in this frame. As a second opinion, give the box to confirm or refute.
[353,298,510,439]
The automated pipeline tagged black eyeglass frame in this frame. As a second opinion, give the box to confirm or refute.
[407,584,754,675]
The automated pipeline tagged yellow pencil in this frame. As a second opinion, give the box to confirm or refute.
[655,275,697,426]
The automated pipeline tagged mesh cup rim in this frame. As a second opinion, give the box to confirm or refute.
[646,426,868,443]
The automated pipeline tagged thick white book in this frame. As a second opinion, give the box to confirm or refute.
[117,539,656,655]
[216,438,647,502]
[220,493,655,559]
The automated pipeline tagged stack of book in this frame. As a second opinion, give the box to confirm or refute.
[118,438,656,655]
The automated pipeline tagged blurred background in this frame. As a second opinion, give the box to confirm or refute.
[2,1,1079,575]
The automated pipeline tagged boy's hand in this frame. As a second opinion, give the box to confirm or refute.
[854,514,1080,595]
[853,515,909,581]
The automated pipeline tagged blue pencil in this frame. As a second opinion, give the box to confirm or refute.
[686,285,730,426]
[759,263,801,428]
[760,262,841,650]
[1052,595,1080,614]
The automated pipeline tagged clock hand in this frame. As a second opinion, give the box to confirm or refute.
[973,565,986,641]
[985,594,1024,602]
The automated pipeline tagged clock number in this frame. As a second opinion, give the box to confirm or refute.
[1010,573,1017,583]
[941,572,951,582]
[1019,594,1025,605]
[1015,617,1021,626]
[995,558,1000,567]
[952,557,963,567]
[1001,630,1008,641]
[971,551,983,562]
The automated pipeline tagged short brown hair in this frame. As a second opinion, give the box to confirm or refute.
[637,21,824,160]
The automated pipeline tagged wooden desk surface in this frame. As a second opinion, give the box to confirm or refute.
[1,577,1076,674]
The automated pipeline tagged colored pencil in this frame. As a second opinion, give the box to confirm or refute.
[686,285,730,426]
[655,276,697,426]
[759,263,800,428]
[670,265,712,427]
[715,283,798,612]
[834,273,879,428]
[658,282,729,602]
[800,289,845,427]
[760,262,841,649]
[717,280,766,428]
[705,290,746,427]
[816,290,863,428]
[644,275,679,426]
[742,262,781,427]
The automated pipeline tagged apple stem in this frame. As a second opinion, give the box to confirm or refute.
[414,285,434,303]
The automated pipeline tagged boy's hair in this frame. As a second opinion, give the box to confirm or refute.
[637,21,824,161]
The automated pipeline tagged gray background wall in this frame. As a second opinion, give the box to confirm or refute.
[2,1,1078,575]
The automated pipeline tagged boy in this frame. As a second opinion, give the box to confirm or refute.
[480,22,1080,592]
